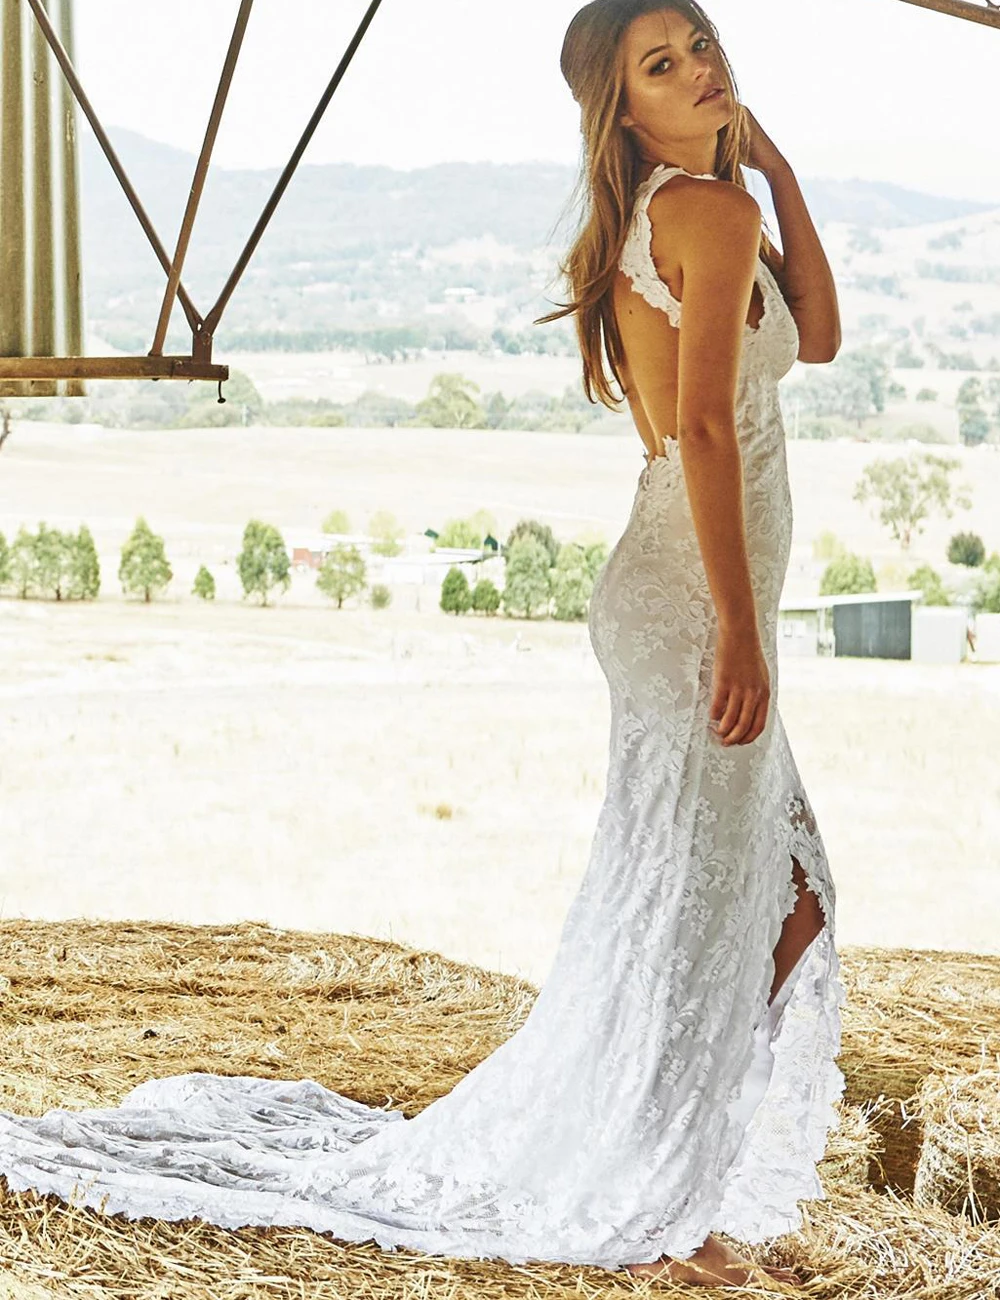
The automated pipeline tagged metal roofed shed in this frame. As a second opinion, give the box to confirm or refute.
[780,591,930,661]
[779,592,974,664]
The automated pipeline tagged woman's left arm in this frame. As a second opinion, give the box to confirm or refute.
[744,108,841,364]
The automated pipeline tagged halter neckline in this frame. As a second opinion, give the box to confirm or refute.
[646,162,717,182]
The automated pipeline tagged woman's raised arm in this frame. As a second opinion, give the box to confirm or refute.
[745,108,841,364]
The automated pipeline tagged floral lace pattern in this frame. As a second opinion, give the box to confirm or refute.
[0,165,846,1272]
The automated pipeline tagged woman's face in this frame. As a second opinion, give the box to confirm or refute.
[619,8,733,153]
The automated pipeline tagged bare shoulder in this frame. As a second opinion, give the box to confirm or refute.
[648,176,761,254]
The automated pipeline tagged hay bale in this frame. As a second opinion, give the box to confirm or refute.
[836,945,1000,1196]
[2,920,1000,1298]
[0,918,538,1120]
[817,1099,887,1195]
[913,1068,1000,1225]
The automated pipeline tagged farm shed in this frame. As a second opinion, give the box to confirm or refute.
[778,592,925,661]
[832,592,920,661]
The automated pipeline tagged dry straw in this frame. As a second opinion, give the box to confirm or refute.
[0,919,999,1299]
[913,1068,1000,1225]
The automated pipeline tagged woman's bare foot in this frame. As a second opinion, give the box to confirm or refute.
[624,1232,803,1288]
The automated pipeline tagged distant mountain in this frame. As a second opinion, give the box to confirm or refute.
[779,177,994,228]
[80,128,998,355]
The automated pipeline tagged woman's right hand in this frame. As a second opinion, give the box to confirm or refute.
[709,624,771,747]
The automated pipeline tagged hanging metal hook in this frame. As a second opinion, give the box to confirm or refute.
[217,379,226,405]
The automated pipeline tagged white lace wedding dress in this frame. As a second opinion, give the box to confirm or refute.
[0,163,847,1271]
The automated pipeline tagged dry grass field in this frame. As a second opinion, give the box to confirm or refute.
[1,420,998,982]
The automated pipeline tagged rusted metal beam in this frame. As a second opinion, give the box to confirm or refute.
[23,0,204,333]
[0,355,228,381]
[149,0,254,358]
[12,0,386,388]
[58,0,85,396]
[0,0,29,396]
[30,0,57,395]
[202,0,385,338]
[897,0,1000,28]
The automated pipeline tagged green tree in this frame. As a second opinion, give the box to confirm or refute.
[505,518,559,567]
[895,341,925,369]
[440,566,472,614]
[9,526,38,598]
[916,388,938,402]
[368,509,405,557]
[435,517,484,550]
[841,347,895,414]
[502,536,551,618]
[908,563,951,607]
[785,346,897,428]
[236,520,290,607]
[68,524,101,600]
[988,377,1000,426]
[119,517,173,603]
[317,543,366,608]
[972,562,1000,614]
[414,373,487,429]
[193,565,216,600]
[956,376,991,447]
[482,391,512,429]
[344,390,415,427]
[852,451,971,551]
[471,576,501,615]
[33,522,75,600]
[551,543,594,621]
[369,583,392,609]
[181,369,264,429]
[583,540,610,581]
[947,531,985,567]
[819,552,877,596]
[322,509,352,535]
[0,528,9,590]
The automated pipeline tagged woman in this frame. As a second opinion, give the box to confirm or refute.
[538,0,846,1285]
[0,1,846,1290]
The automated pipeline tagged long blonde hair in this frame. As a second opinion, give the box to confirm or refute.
[538,0,777,409]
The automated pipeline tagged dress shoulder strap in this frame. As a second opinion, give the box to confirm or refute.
[618,164,716,327]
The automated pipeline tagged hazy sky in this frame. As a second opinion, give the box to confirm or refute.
[72,0,1000,202]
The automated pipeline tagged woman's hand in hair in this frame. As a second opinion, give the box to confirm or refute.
[742,107,787,180]
[742,107,841,362]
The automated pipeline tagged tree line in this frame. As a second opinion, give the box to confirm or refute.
[8,346,1000,445]
[0,513,611,622]
[5,371,618,436]
[439,521,608,622]
[781,346,1000,445]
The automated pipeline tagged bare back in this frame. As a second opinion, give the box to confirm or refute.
[612,170,766,463]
